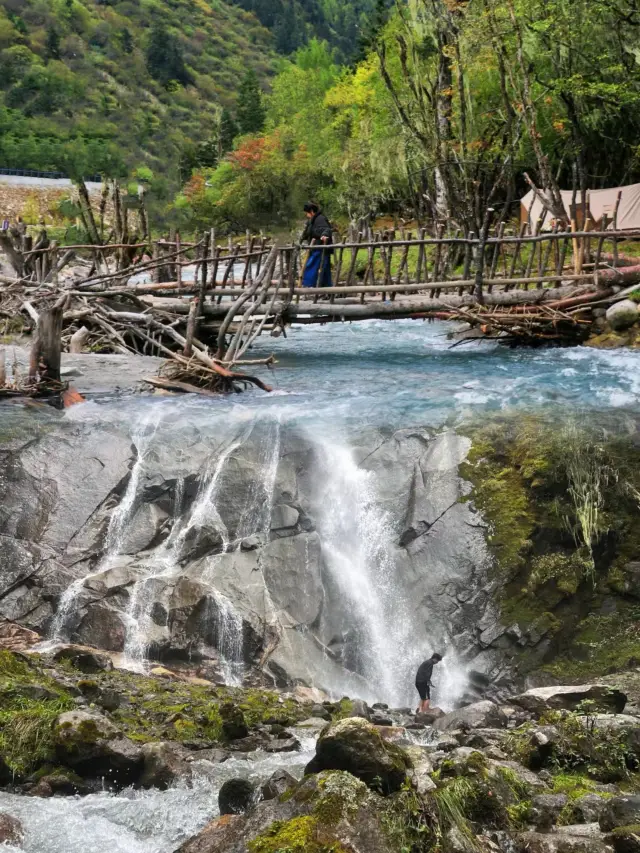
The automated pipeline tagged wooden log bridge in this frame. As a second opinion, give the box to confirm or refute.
[2,217,640,396]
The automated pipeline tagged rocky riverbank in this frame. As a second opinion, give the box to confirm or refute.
[1,645,639,853]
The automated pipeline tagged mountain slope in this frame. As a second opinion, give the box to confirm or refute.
[230,0,386,61]
[0,0,277,180]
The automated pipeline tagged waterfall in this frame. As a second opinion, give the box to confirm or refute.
[312,438,414,707]
[48,411,163,645]
[120,430,252,672]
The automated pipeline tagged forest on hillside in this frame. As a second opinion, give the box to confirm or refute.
[177,0,640,234]
[0,0,383,192]
[2,0,640,233]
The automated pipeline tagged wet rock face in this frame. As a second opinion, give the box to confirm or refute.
[0,414,499,696]
[0,812,23,845]
[218,778,256,816]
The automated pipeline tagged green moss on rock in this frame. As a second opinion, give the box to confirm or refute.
[459,413,640,679]
[248,815,348,853]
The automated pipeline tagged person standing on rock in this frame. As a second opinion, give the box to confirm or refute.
[415,652,442,713]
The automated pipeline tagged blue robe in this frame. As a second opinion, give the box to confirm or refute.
[303,248,332,287]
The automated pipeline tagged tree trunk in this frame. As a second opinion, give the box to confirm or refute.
[29,301,65,384]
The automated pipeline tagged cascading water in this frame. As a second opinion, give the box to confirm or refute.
[47,411,163,645]
[311,438,416,707]
[120,429,254,673]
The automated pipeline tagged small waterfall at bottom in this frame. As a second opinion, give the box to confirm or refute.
[311,438,415,707]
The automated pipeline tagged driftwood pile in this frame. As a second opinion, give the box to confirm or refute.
[0,182,277,399]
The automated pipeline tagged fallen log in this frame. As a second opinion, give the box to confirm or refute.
[143,376,219,397]
[143,282,594,320]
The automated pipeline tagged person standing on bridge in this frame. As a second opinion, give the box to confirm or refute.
[301,201,333,288]
[415,652,443,714]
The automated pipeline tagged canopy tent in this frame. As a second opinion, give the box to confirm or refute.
[520,183,640,231]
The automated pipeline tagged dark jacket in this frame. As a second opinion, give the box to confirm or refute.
[415,659,435,685]
[302,212,333,245]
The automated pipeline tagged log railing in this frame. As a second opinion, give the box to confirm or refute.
[3,222,640,388]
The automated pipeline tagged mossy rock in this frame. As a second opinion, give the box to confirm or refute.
[459,413,640,678]
[248,815,347,853]
[305,718,411,795]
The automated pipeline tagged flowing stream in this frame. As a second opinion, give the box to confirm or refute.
[2,319,640,851]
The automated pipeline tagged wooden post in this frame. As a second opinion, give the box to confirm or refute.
[594,214,609,288]
[29,296,66,385]
[176,232,182,288]
[184,298,198,357]
[0,350,5,388]
[612,190,622,269]
[506,223,527,291]
[570,206,581,275]
[474,208,494,305]
[488,222,504,292]
[556,230,570,287]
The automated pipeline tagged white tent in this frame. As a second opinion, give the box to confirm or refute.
[521,183,640,231]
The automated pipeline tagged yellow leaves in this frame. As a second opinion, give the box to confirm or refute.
[191,0,212,15]
[324,60,377,110]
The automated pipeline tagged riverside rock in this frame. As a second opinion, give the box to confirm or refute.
[304,717,411,794]
[433,700,508,731]
[512,685,627,716]
[54,710,142,786]
[606,300,639,331]
[139,742,192,790]
[608,826,640,853]
[218,778,256,815]
[601,797,640,832]
[0,813,23,845]
[260,769,297,801]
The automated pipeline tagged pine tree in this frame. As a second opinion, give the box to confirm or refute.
[120,27,134,54]
[218,108,238,155]
[45,26,61,61]
[236,69,266,135]
[145,22,192,87]
[195,138,218,168]
[355,0,389,61]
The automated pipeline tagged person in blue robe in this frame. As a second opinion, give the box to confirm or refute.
[301,201,333,288]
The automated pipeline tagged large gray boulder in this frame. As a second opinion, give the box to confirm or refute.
[606,300,639,331]
[139,742,192,790]
[433,700,508,731]
[54,710,142,786]
[512,685,627,716]
[515,829,613,853]
[305,717,411,794]
[600,797,640,832]
[607,826,640,853]
[530,794,570,830]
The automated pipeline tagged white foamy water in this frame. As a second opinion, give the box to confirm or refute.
[0,735,317,853]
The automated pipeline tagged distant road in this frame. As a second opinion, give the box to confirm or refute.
[0,174,103,191]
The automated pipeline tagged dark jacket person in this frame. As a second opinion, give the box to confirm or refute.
[415,652,443,713]
[301,201,332,287]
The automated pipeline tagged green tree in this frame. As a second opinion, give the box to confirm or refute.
[236,69,266,135]
[145,22,192,87]
[45,26,61,61]
[119,27,134,53]
[218,108,238,155]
